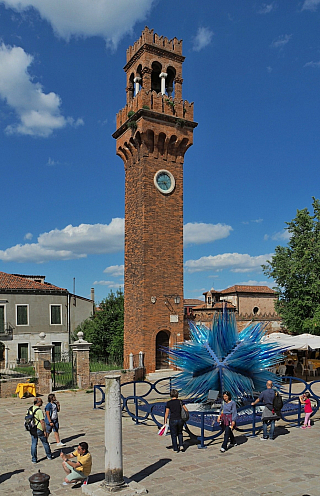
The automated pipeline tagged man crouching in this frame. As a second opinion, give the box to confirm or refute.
[60,441,92,485]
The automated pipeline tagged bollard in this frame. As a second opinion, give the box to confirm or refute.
[103,374,126,491]
[29,470,50,496]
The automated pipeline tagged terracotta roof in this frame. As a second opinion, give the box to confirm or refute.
[220,285,275,295]
[213,301,236,309]
[0,272,67,292]
[184,298,204,306]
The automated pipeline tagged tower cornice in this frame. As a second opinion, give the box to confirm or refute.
[112,108,197,140]
[124,44,185,73]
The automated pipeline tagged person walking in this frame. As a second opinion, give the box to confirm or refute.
[29,397,52,463]
[164,389,188,453]
[217,391,237,452]
[45,393,66,446]
[300,392,312,428]
[251,380,279,440]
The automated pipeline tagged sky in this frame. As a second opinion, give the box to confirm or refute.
[0,0,320,303]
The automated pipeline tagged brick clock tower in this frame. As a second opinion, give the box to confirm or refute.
[113,27,197,373]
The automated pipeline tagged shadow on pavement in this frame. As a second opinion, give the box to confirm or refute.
[0,469,24,484]
[129,458,171,483]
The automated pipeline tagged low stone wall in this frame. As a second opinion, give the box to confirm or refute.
[0,376,35,398]
[90,367,145,387]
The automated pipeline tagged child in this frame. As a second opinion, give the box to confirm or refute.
[299,392,312,428]
[45,393,66,446]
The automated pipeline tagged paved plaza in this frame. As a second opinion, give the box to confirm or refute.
[1,381,320,496]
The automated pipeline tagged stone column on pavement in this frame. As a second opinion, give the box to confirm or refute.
[103,374,125,491]
[70,331,92,390]
[32,332,54,395]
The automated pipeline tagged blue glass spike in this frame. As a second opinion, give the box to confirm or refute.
[164,309,284,400]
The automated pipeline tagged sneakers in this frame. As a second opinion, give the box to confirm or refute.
[307,426,312,428]
[57,442,66,447]
[47,456,53,460]
[301,426,307,429]
[32,461,37,464]
[260,437,268,441]
[228,443,238,448]
[220,447,226,452]
[62,482,69,486]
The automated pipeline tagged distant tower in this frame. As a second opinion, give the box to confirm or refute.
[113,27,197,373]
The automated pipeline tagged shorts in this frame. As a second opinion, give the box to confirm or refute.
[66,467,86,482]
[46,419,59,433]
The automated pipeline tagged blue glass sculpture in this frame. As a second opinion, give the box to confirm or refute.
[165,308,286,402]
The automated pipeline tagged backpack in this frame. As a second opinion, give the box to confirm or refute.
[273,391,283,415]
[24,406,40,432]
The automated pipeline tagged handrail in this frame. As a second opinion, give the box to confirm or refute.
[93,376,320,448]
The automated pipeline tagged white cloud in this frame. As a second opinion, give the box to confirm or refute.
[38,219,124,254]
[24,232,33,240]
[103,265,124,277]
[267,66,273,73]
[93,280,124,289]
[264,229,290,241]
[1,0,153,48]
[242,218,263,225]
[304,60,320,68]
[0,219,235,264]
[270,34,292,48]
[235,279,272,286]
[301,0,320,10]
[257,3,275,14]
[0,218,124,263]
[184,222,232,246]
[192,27,214,52]
[0,43,83,137]
[185,252,273,273]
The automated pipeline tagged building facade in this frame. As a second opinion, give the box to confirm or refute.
[0,272,94,365]
[113,27,197,372]
[185,285,282,334]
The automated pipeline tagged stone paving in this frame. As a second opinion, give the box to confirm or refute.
[1,381,320,496]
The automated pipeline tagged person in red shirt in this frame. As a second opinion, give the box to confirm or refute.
[299,392,312,428]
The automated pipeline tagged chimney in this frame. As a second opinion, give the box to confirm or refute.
[90,288,95,302]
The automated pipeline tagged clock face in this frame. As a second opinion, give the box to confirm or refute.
[154,170,175,194]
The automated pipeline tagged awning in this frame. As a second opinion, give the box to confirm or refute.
[263,332,320,351]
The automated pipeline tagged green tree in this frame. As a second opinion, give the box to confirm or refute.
[262,198,320,334]
[75,289,124,360]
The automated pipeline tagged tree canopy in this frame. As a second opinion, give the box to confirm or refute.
[75,289,124,361]
[262,198,320,335]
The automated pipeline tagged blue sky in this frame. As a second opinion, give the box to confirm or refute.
[0,0,320,303]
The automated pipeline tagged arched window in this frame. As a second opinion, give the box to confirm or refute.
[151,61,162,93]
[166,66,176,97]
[128,73,134,100]
[134,64,142,96]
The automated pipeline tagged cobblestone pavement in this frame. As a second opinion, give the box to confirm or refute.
[1,383,320,496]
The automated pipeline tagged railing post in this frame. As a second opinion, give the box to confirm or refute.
[297,399,302,427]
[252,405,256,437]
[197,412,207,449]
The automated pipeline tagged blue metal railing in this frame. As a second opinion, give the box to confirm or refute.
[93,376,320,448]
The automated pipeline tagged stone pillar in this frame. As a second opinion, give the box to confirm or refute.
[103,374,125,490]
[70,331,92,389]
[133,76,141,96]
[159,72,167,95]
[32,332,53,395]
[4,344,9,369]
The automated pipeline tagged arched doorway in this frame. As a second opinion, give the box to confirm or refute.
[156,330,170,370]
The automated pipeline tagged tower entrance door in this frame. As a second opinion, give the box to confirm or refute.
[156,330,170,370]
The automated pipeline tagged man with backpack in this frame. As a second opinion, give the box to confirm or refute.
[251,380,282,441]
[27,397,52,463]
